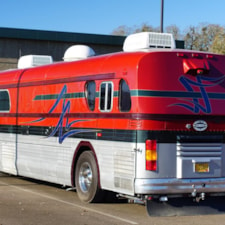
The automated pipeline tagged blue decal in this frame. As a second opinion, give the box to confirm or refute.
[29,85,98,143]
[173,75,225,113]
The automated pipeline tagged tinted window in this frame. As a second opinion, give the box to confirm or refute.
[0,90,10,111]
[119,79,131,112]
[100,83,106,110]
[107,83,112,110]
[85,81,96,111]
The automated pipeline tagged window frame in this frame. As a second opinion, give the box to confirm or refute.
[99,81,114,112]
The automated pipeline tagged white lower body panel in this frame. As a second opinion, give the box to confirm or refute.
[0,133,136,195]
[0,133,17,175]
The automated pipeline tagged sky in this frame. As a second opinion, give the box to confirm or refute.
[1,0,225,35]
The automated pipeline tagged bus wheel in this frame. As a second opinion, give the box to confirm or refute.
[75,151,104,203]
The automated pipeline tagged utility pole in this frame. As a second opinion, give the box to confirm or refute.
[160,0,164,33]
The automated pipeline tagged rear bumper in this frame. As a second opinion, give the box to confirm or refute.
[135,178,225,195]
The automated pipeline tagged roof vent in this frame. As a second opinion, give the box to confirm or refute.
[63,45,95,62]
[123,32,175,52]
[18,55,53,69]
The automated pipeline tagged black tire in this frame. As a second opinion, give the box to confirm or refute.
[75,151,104,203]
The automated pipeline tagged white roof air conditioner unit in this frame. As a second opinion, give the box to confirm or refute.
[18,55,53,69]
[63,45,95,62]
[123,32,176,52]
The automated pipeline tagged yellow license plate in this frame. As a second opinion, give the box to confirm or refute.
[195,163,209,173]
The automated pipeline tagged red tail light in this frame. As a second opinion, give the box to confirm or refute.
[145,140,157,171]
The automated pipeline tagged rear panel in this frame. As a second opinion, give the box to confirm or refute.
[134,51,225,196]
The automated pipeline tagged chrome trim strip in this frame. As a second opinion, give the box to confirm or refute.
[135,178,225,194]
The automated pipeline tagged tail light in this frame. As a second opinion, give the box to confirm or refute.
[145,139,157,171]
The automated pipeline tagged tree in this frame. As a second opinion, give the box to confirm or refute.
[133,23,159,33]
[111,23,159,36]
[210,31,225,54]
[204,24,224,51]
[111,25,132,36]
[183,26,199,50]
[165,25,181,40]
[184,24,225,51]
[111,22,225,54]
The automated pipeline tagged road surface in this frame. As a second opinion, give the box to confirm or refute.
[0,172,225,225]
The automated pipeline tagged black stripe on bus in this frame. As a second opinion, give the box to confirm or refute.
[2,113,225,122]
[0,124,225,143]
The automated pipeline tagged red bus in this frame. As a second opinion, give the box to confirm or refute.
[1,32,225,216]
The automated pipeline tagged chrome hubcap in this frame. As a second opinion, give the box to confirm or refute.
[79,162,92,192]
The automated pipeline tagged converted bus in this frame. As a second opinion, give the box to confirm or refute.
[1,32,225,216]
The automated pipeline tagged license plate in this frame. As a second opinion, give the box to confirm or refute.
[195,162,209,173]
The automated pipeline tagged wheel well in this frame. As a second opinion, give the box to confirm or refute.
[71,141,99,187]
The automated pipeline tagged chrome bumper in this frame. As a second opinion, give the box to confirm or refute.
[135,178,225,195]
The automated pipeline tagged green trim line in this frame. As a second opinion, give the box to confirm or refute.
[34,91,119,101]
[113,91,119,97]
[34,92,85,100]
[130,90,202,98]
[34,89,225,101]
[131,90,225,99]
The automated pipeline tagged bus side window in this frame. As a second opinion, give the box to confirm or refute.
[85,81,96,111]
[99,82,113,112]
[119,79,131,112]
[0,90,10,112]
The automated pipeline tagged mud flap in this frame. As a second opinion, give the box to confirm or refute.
[146,197,225,216]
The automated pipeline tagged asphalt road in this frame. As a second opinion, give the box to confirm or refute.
[1,172,225,225]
